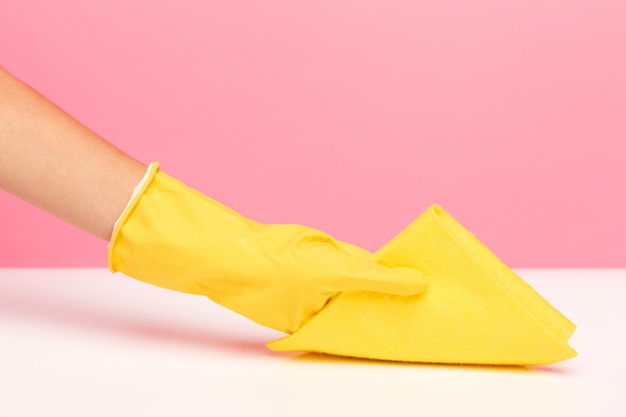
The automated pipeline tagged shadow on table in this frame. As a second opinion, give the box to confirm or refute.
[0,284,577,373]
[268,346,575,374]
[0,288,273,357]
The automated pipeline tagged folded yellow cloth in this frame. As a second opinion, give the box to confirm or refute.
[268,205,577,365]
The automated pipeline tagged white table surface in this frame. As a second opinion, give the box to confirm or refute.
[0,268,624,417]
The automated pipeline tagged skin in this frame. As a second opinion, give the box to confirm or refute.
[0,65,147,240]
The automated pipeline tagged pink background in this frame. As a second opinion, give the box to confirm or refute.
[1,1,624,267]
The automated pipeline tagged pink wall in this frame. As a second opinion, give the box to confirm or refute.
[1,1,624,267]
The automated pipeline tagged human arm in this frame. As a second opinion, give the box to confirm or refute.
[0,65,146,240]
[0,65,426,333]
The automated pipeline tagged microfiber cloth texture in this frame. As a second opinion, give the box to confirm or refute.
[267,205,577,366]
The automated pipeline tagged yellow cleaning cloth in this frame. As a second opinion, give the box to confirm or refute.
[267,205,576,365]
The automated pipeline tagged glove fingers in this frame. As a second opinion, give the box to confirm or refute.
[338,263,427,296]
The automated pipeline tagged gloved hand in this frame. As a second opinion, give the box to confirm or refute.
[108,163,427,334]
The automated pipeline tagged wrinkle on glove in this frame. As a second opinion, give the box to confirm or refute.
[268,205,577,366]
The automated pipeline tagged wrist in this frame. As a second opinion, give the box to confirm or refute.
[107,162,160,260]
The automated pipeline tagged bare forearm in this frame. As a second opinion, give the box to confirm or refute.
[0,65,147,240]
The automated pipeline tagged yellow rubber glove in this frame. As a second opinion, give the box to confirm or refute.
[108,163,427,334]
[268,205,577,365]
